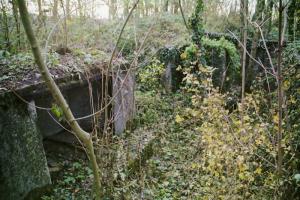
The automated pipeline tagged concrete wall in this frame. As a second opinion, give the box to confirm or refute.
[0,95,51,200]
[0,73,108,199]
[3,74,108,139]
[113,67,135,135]
[158,33,280,92]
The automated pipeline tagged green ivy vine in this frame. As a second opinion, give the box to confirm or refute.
[188,0,205,47]
[202,36,240,71]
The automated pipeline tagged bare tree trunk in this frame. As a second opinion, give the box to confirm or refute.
[16,0,102,199]
[240,0,248,115]
[247,31,258,89]
[248,0,265,90]
[36,0,46,31]
[66,0,70,19]
[123,0,129,18]
[91,0,95,18]
[52,0,58,19]
[154,0,159,13]
[140,0,145,17]
[293,11,297,42]
[179,0,189,31]
[60,0,68,51]
[109,0,117,19]
[173,0,179,14]
[0,0,10,52]
[164,0,169,12]
[37,0,43,17]
[277,0,284,176]
[77,0,83,18]
[287,0,300,42]
[281,5,288,43]
[266,0,274,36]
[11,0,21,51]
[144,0,150,16]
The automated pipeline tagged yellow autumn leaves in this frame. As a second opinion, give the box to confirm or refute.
[175,86,276,198]
[175,114,184,123]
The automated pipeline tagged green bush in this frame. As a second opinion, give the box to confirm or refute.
[137,60,164,91]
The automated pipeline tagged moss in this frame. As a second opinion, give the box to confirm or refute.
[0,95,51,200]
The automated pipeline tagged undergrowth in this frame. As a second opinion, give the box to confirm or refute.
[42,40,300,199]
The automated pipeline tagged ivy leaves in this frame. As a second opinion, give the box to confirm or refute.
[188,0,205,46]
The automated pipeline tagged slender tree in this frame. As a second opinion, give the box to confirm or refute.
[179,0,189,31]
[123,0,130,18]
[60,0,68,51]
[248,0,265,90]
[52,0,58,19]
[16,0,102,198]
[77,0,83,18]
[287,0,300,42]
[109,0,117,19]
[37,0,43,18]
[240,0,248,114]
[173,0,179,14]
[154,0,159,13]
[164,0,169,12]
[266,0,274,36]
[11,0,21,51]
[277,0,284,176]
[66,0,70,19]
[0,0,10,52]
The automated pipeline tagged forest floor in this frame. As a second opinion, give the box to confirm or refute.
[41,90,204,200]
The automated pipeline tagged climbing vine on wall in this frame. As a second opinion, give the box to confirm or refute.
[202,37,240,70]
[188,0,205,47]
[202,36,241,90]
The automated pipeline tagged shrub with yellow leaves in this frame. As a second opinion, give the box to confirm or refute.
[179,67,282,199]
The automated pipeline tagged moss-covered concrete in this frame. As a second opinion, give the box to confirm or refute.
[0,95,51,200]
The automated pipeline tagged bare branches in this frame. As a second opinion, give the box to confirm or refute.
[179,0,190,32]
[72,19,154,122]
[107,0,141,72]
[276,0,284,176]
[240,0,248,124]
[251,21,277,79]
[227,30,277,79]
[104,0,140,133]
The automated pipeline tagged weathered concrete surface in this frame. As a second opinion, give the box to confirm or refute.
[0,72,110,199]
[158,47,182,92]
[0,96,51,200]
[35,78,105,138]
[163,62,173,93]
[157,34,281,93]
[113,67,135,134]
[210,48,227,89]
[2,74,108,139]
